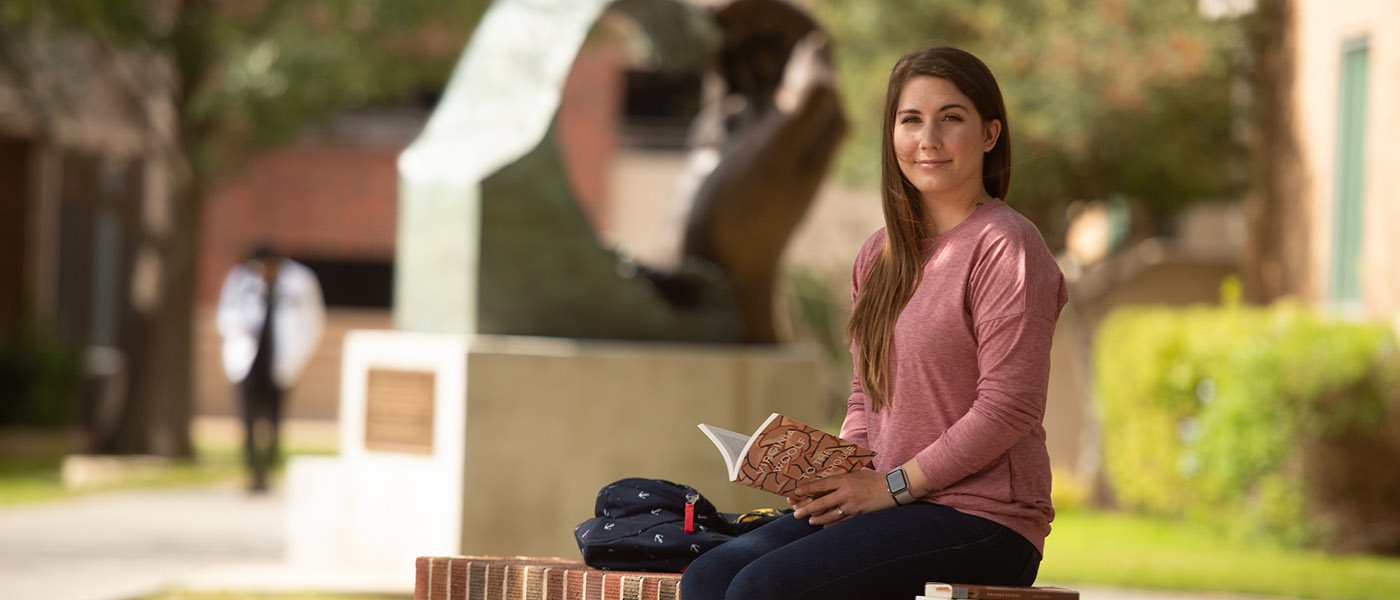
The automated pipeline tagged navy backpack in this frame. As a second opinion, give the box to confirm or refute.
[573,478,786,572]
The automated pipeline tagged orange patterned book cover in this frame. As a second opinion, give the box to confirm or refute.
[698,413,876,496]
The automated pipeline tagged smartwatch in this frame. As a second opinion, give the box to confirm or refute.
[885,466,918,505]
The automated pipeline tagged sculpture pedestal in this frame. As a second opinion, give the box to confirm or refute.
[286,330,829,568]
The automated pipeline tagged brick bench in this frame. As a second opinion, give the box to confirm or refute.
[415,555,682,600]
[415,555,1080,600]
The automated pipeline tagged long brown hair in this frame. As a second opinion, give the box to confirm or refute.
[846,47,1012,411]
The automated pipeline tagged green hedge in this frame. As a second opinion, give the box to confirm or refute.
[0,325,81,428]
[1094,299,1400,551]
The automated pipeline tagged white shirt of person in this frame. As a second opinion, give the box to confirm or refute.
[216,258,326,390]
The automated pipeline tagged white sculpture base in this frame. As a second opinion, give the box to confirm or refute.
[286,331,829,569]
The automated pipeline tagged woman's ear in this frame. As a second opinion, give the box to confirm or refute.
[983,119,1002,152]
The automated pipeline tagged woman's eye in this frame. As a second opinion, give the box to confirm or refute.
[901,116,920,124]
[943,114,963,122]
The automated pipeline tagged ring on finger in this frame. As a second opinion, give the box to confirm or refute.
[835,506,846,517]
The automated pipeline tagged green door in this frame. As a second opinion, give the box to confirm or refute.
[1331,38,1368,309]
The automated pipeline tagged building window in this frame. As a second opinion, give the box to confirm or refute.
[1330,37,1369,310]
[295,258,394,309]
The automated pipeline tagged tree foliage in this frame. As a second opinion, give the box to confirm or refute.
[4,0,486,175]
[0,0,486,454]
[811,0,1247,246]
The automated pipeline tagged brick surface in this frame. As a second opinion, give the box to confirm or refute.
[416,557,680,600]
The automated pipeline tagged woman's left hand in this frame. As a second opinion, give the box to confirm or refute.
[787,469,897,527]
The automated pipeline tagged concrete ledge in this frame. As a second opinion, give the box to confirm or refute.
[287,331,829,570]
[60,454,175,491]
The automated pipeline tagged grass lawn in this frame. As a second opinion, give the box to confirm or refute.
[1043,508,1400,600]
[0,435,333,507]
[0,447,254,506]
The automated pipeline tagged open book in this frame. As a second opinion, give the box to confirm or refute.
[697,413,876,496]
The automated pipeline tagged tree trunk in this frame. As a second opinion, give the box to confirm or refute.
[98,176,200,458]
[95,2,209,457]
[1240,0,1306,303]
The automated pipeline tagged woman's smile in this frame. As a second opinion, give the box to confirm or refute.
[911,158,951,169]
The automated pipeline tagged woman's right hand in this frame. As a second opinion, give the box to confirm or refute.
[786,469,897,527]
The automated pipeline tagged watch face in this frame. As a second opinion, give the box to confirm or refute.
[886,468,907,492]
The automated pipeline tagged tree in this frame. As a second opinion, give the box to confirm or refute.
[0,0,487,456]
[811,0,1247,248]
[1238,0,1304,303]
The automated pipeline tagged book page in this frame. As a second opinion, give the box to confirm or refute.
[697,424,754,480]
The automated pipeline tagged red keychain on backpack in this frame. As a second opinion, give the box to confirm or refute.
[684,492,699,533]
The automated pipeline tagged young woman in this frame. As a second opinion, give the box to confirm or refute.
[680,46,1068,599]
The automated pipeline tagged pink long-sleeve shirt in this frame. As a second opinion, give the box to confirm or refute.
[840,199,1067,554]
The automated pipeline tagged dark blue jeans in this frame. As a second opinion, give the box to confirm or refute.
[680,503,1040,600]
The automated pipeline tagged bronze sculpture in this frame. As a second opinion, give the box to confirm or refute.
[397,0,845,344]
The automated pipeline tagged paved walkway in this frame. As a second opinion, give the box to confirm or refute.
[0,484,1296,600]
[0,485,403,600]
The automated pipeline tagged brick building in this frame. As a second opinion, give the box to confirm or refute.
[193,43,625,419]
[0,36,171,426]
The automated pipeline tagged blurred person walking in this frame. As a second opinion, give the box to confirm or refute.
[217,243,325,493]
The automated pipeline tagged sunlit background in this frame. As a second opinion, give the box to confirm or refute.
[2,0,1398,599]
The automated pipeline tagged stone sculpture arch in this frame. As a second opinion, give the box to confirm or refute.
[396,0,845,343]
